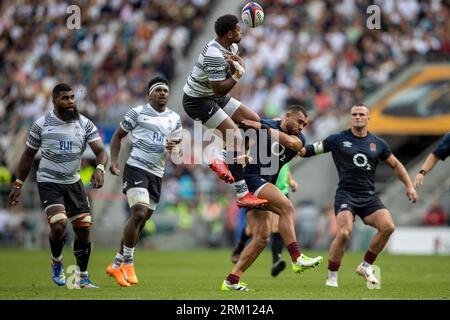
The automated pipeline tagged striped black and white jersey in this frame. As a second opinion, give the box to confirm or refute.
[183,39,238,97]
[26,111,101,184]
[120,103,182,178]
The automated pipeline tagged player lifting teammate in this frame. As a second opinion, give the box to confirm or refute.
[221,106,323,291]
[182,14,267,209]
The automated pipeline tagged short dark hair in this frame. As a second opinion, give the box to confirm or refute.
[214,14,239,37]
[52,83,72,98]
[147,76,169,95]
[287,105,308,118]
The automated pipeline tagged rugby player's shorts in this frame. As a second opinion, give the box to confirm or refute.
[244,173,270,197]
[122,164,162,209]
[37,180,90,217]
[182,93,240,128]
[334,191,386,220]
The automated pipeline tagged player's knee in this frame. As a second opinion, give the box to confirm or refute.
[280,201,295,217]
[254,232,270,249]
[337,229,351,242]
[70,213,92,230]
[47,211,68,228]
[131,207,149,224]
[381,223,395,236]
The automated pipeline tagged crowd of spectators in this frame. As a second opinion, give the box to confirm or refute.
[232,0,450,141]
[0,0,215,156]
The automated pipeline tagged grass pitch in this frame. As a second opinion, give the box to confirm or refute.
[0,248,449,300]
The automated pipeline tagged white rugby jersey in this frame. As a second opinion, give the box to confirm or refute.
[183,39,238,97]
[120,103,182,178]
[26,111,101,184]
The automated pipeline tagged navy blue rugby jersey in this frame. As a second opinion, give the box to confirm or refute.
[245,119,305,184]
[320,129,392,195]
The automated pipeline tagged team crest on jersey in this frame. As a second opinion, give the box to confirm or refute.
[370,143,377,152]
[343,141,352,148]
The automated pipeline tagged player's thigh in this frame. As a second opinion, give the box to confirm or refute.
[228,101,260,123]
[37,182,67,223]
[247,208,272,239]
[256,183,293,216]
[65,180,91,216]
[335,210,355,234]
[362,208,395,231]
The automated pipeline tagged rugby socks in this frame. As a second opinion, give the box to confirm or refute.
[112,253,124,269]
[271,233,284,264]
[49,236,66,262]
[328,259,341,272]
[226,273,240,285]
[363,250,377,265]
[287,242,301,262]
[234,180,249,198]
[123,245,135,265]
[73,240,91,272]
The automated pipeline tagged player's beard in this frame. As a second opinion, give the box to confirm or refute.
[286,121,298,135]
[58,106,80,122]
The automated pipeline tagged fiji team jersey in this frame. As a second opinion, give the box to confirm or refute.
[321,129,392,195]
[26,111,101,184]
[433,132,450,161]
[183,39,238,97]
[245,119,305,184]
[120,103,182,178]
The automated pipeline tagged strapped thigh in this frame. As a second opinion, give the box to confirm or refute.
[70,213,92,229]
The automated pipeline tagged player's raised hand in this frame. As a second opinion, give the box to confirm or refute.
[226,55,245,79]
[413,173,424,188]
[109,162,120,176]
[406,186,417,203]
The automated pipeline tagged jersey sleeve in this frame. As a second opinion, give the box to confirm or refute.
[85,119,101,143]
[120,107,139,132]
[322,134,338,153]
[298,132,306,147]
[25,120,42,150]
[433,133,450,160]
[204,47,228,81]
[378,137,392,161]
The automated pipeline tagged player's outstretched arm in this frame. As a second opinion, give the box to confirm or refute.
[385,154,417,203]
[109,127,128,176]
[299,141,327,158]
[413,153,439,188]
[89,139,108,189]
[8,146,38,207]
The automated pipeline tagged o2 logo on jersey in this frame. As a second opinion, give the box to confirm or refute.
[271,142,286,161]
[60,141,72,151]
[353,153,372,170]
[152,131,164,143]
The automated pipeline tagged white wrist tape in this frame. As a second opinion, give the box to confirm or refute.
[231,60,245,77]
[96,164,105,173]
